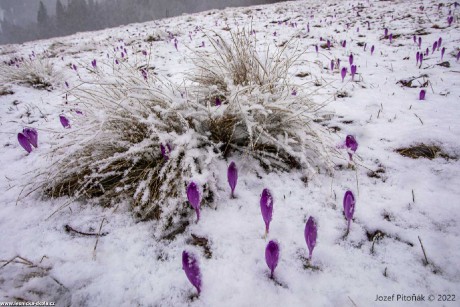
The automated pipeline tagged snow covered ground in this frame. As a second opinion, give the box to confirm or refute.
[1,0,459,306]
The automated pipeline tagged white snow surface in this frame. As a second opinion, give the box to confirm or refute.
[1,0,460,306]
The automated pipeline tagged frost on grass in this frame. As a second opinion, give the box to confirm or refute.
[188,29,335,173]
[40,61,219,235]
[0,56,59,90]
[38,29,335,236]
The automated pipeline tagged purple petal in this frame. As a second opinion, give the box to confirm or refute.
[265,240,279,278]
[23,128,38,148]
[187,182,201,222]
[343,190,356,231]
[305,216,317,260]
[18,133,32,153]
[59,115,71,129]
[260,188,273,234]
[182,251,201,294]
[227,162,238,197]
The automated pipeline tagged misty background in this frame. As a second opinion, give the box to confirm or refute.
[0,0,283,45]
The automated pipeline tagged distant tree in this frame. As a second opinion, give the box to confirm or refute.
[37,1,48,25]
[55,0,66,35]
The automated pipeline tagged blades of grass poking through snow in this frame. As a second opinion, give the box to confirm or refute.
[260,188,273,236]
[227,161,238,198]
[187,182,201,223]
[182,251,201,295]
[23,128,38,148]
[419,90,426,101]
[304,216,317,260]
[343,190,355,234]
[18,133,32,153]
[265,240,279,279]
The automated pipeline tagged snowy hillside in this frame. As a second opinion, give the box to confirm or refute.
[0,0,459,306]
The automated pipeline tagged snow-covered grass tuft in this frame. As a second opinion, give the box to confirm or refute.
[39,61,219,236]
[0,56,59,90]
[188,29,336,172]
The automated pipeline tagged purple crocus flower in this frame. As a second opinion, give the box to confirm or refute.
[448,16,454,26]
[389,33,393,43]
[350,65,357,81]
[419,89,426,100]
[182,251,201,295]
[115,59,119,65]
[327,40,331,49]
[142,50,147,56]
[72,64,77,71]
[330,59,334,71]
[349,54,354,65]
[437,37,442,50]
[227,161,238,198]
[215,97,222,106]
[345,135,358,160]
[304,216,317,260]
[260,188,274,235]
[342,40,346,48]
[59,115,71,129]
[265,240,279,279]
[174,38,178,51]
[65,81,69,88]
[384,28,388,37]
[457,51,460,62]
[23,128,38,148]
[418,37,422,48]
[315,45,318,53]
[141,68,148,81]
[371,45,375,55]
[17,133,32,153]
[91,59,97,68]
[187,182,201,222]
[341,67,347,82]
[432,41,438,54]
[160,143,171,161]
[343,190,356,232]
[441,47,445,60]
[425,48,429,56]
[291,89,297,96]
[419,53,424,66]
[413,35,416,43]
[416,52,420,65]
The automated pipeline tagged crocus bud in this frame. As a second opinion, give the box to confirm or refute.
[327,40,331,49]
[432,41,438,54]
[260,188,274,235]
[418,37,422,48]
[265,240,279,279]
[419,89,426,100]
[60,115,71,129]
[437,37,442,50]
[384,28,388,37]
[343,190,356,232]
[345,135,358,160]
[227,162,238,198]
[341,67,347,82]
[349,54,353,65]
[371,45,375,55]
[23,128,38,148]
[330,59,334,71]
[182,251,201,295]
[441,47,445,60]
[416,52,420,65]
[315,45,318,53]
[18,133,32,153]
[187,182,201,222]
[351,65,357,81]
[305,216,317,260]
[215,97,221,106]
[91,59,97,68]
